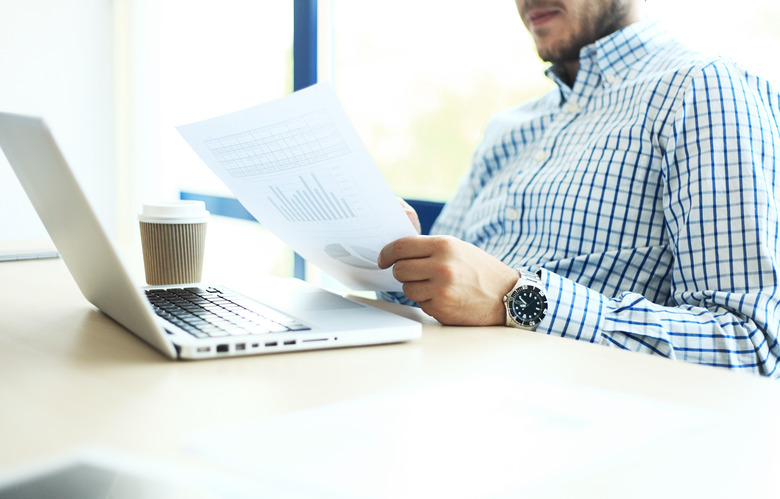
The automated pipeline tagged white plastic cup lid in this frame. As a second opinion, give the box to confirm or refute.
[138,200,210,224]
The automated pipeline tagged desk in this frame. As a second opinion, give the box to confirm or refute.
[1,257,779,497]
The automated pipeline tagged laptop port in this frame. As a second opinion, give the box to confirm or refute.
[283,340,296,346]
[216,344,229,353]
[197,346,211,353]
[265,341,278,347]
[236,343,246,351]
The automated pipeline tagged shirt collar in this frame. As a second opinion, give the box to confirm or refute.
[545,20,673,100]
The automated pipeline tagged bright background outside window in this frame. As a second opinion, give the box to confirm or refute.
[152,1,293,200]
[323,0,550,202]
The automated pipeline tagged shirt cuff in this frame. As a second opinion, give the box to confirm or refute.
[535,268,608,343]
[377,290,419,308]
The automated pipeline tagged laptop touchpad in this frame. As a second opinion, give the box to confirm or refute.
[293,291,365,312]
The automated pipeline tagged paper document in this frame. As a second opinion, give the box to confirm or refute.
[177,82,417,291]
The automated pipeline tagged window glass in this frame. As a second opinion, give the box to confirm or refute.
[323,0,550,202]
[152,0,294,199]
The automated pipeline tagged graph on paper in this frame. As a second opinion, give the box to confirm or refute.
[203,110,349,178]
[268,171,357,223]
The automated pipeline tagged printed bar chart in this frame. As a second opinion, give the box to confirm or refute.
[268,172,356,223]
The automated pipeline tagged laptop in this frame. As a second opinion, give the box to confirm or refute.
[0,112,421,360]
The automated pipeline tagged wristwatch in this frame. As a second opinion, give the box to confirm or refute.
[503,269,548,330]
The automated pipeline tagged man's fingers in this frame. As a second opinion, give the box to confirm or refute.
[401,281,434,304]
[392,258,429,282]
[377,236,435,269]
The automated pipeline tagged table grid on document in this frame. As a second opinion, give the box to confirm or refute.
[204,110,350,178]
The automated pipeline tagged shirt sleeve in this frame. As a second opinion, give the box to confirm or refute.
[538,62,780,376]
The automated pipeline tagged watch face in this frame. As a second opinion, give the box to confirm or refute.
[508,286,547,327]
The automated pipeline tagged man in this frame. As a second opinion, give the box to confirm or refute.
[378,0,780,376]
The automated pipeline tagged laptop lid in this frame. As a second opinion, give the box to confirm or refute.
[0,112,421,360]
[0,112,179,358]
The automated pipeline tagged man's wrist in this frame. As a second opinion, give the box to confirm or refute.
[503,268,548,330]
[491,266,523,325]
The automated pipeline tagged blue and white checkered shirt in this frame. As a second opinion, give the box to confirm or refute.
[425,21,780,376]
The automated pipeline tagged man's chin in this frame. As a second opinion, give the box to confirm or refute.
[536,45,581,66]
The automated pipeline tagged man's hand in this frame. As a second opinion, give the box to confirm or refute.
[377,235,519,325]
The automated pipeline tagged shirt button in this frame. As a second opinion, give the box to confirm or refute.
[534,150,548,162]
[604,72,618,84]
[506,208,520,221]
[566,101,580,113]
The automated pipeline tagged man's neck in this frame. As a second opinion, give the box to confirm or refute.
[560,60,580,88]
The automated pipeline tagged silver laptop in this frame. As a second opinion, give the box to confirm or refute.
[0,112,421,360]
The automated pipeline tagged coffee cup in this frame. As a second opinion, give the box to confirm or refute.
[138,201,209,285]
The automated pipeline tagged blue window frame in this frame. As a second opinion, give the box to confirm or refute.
[293,0,317,92]
[290,0,318,279]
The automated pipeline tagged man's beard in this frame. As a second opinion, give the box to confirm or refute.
[537,0,630,65]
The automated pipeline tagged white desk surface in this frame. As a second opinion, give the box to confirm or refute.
[1,257,778,497]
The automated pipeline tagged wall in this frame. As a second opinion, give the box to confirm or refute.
[0,0,115,244]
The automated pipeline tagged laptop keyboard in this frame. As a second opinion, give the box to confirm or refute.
[145,286,310,339]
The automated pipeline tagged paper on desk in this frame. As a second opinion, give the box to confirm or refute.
[177,82,418,291]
